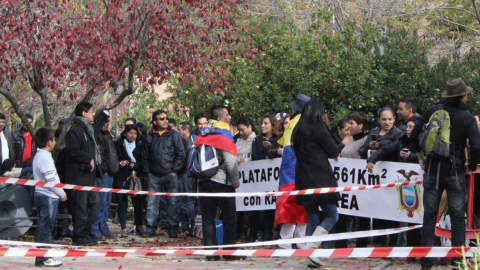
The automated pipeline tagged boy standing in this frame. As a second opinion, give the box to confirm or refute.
[33,127,67,267]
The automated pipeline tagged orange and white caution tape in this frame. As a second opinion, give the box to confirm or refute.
[0,177,423,197]
[0,247,474,258]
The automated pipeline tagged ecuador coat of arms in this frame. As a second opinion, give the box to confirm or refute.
[396,169,421,218]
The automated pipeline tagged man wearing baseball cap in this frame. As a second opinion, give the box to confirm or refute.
[410,78,480,269]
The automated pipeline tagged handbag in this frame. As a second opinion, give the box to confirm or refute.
[128,171,143,192]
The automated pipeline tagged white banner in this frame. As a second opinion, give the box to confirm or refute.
[236,157,424,224]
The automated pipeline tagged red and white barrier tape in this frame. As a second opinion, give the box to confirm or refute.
[171,225,422,249]
[0,226,422,250]
[0,247,475,258]
[0,177,423,197]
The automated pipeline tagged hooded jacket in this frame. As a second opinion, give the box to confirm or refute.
[94,110,119,176]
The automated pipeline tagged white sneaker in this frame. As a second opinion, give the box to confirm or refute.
[36,258,63,267]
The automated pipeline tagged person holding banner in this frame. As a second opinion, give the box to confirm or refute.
[292,98,340,268]
[362,107,404,247]
[249,114,279,242]
[334,112,368,249]
[235,116,256,242]
[274,95,309,250]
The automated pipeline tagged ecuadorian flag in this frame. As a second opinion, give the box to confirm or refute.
[193,120,237,156]
[274,114,307,226]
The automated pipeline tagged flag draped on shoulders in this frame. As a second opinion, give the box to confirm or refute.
[193,120,237,156]
[274,114,307,226]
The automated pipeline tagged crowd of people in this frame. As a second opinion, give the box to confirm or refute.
[3,78,479,269]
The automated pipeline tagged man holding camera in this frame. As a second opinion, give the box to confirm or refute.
[65,102,102,246]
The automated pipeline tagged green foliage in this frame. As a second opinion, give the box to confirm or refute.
[126,14,480,126]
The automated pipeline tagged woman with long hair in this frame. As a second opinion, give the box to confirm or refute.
[113,124,144,236]
[292,99,340,268]
[249,114,279,242]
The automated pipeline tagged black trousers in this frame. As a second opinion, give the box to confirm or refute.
[72,190,99,241]
[199,181,236,246]
[355,217,372,248]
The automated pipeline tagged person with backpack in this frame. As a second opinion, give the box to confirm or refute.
[189,105,242,261]
[410,78,480,270]
[141,110,185,239]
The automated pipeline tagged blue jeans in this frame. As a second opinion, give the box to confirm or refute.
[303,203,339,236]
[177,173,194,229]
[146,174,179,234]
[158,186,167,224]
[34,192,59,264]
[421,173,466,268]
[90,174,113,236]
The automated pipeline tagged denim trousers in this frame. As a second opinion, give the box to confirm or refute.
[420,173,466,268]
[303,202,339,236]
[34,192,59,263]
[177,173,194,229]
[146,174,179,234]
[91,174,113,236]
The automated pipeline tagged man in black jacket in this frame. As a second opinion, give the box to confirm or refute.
[65,102,102,246]
[90,110,119,239]
[142,110,185,238]
[13,113,36,166]
[410,78,480,270]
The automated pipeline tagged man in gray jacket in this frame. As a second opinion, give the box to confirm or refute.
[199,105,242,261]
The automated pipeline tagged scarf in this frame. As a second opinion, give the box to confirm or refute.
[124,139,136,163]
[73,116,102,166]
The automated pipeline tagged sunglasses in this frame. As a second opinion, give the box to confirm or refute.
[156,117,169,121]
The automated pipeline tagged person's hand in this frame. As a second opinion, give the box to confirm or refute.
[170,172,177,176]
[233,183,240,189]
[369,141,379,150]
[119,160,128,167]
[238,158,245,164]
[90,159,95,172]
[420,159,425,171]
[61,195,67,202]
[370,149,377,155]
[400,151,410,159]
[129,162,135,169]
[467,169,474,175]
[366,162,375,173]
[334,154,340,162]
[342,136,349,145]
[277,148,284,156]
[262,141,272,148]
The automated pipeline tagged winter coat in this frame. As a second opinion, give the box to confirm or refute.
[0,129,14,163]
[141,126,185,177]
[113,139,142,189]
[361,127,405,162]
[12,129,36,166]
[294,122,340,206]
[252,136,278,161]
[410,104,480,173]
[65,118,101,185]
[331,131,346,153]
[367,133,418,164]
